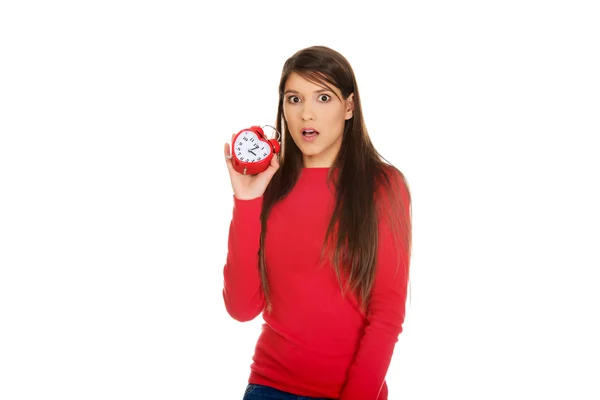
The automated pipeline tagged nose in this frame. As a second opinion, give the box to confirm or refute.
[301,103,315,121]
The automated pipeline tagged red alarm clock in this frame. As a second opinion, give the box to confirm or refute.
[231,125,281,175]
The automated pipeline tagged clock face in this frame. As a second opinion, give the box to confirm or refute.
[234,130,272,163]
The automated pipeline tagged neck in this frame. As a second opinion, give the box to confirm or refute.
[302,141,341,168]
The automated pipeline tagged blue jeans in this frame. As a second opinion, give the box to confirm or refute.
[243,384,336,400]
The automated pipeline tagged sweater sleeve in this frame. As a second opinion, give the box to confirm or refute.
[222,195,266,322]
[340,176,411,400]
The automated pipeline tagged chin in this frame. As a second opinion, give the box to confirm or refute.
[296,145,320,156]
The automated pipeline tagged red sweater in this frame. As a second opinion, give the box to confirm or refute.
[222,167,410,400]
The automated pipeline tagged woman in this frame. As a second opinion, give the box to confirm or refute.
[223,45,412,400]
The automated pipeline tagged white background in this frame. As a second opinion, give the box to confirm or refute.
[1,1,599,399]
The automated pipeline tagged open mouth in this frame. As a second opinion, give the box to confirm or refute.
[302,128,319,137]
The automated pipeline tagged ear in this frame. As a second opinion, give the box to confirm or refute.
[344,93,354,120]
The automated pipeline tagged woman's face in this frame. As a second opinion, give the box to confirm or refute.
[283,72,354,168]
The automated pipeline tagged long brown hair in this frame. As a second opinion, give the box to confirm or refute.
[259,45,412,313]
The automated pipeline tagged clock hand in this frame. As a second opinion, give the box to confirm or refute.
[248,150,257,156]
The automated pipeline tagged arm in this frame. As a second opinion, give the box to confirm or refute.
[340,176,411,400]
[222,195,266,322]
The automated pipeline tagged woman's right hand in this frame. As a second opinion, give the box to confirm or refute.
[224,134,280,200]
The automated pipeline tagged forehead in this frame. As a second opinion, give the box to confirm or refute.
[284,72,341,95]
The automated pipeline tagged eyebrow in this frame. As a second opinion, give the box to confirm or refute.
[284,88,333,95]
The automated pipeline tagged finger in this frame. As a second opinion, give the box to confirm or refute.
[223,141,230,158]
[269,152,280,170]
[226,134,236,160]
[224,143,234,172]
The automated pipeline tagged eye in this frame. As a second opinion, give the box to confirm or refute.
[287,95,301,104]
[318,94,331,102]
